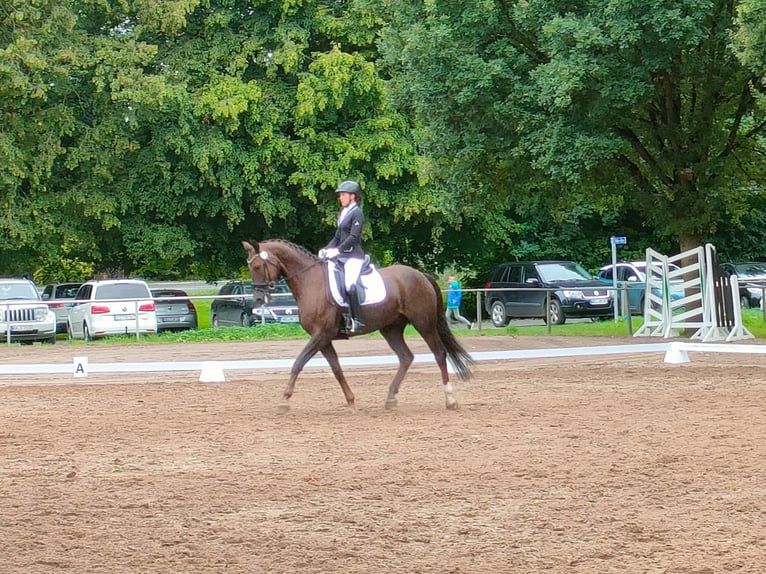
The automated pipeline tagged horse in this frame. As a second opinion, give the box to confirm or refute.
[242,239,474,413]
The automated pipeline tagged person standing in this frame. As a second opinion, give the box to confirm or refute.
[445,275,473,329]
[319,180,366,332]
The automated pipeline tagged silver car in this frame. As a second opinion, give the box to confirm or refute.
[0,278,57,344]
[41,282,83,334]
[151,289,198,332]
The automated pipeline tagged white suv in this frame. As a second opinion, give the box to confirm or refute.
[0,278,57,344]
[67,279,157,340]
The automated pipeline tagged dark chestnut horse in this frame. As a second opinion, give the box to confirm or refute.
[242,239,474,412]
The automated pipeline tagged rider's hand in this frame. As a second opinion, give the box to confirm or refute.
[324,248,339,259]
[318,248,327,259]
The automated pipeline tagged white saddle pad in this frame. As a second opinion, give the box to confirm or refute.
[327,261,387,306]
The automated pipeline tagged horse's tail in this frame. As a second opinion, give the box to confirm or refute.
[425,274,475,381]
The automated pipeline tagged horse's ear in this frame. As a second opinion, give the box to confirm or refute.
[242,240,258,252]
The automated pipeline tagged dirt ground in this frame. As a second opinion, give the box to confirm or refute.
[1,334,766,573]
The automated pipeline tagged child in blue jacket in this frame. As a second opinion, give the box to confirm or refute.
[445,275,473,328]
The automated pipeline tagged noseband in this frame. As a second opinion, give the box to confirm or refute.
[247,250,280,294]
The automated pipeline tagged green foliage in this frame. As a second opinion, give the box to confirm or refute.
[375,0,766,256]
[5,0,766,286]
[1,0,424,280]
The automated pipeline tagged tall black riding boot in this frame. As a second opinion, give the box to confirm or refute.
[346,285,364,333]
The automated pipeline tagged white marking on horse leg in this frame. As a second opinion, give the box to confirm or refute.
[443,382,458,410]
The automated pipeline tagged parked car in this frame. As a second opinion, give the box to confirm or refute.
[151,289,198,332]
[0,278,57,344]
[210,280,299,327]
[483,261,613,326]
[720,262,766,309]
[41,282,83,334]
[67,279,157,340]
[252,281,300,325]
[597,261,684,315]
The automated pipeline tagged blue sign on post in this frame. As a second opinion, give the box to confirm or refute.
[610,236,627,321]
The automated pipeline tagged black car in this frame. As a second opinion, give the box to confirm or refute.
[484,261,613,326]
[720,262,766,309]
[210,280,299,327]
[151,289,198,332]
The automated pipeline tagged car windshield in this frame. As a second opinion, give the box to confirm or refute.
[95,284,150,300]
[55,285,80,298]
[537,262,592,282]
[734,263,766,278]
[0,283,40,300]
[239,281,294,302]
[630,262,681,281]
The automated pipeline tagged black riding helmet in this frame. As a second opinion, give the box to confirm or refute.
[335,180,362,198]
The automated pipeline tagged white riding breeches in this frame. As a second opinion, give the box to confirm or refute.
[342,257,363,291]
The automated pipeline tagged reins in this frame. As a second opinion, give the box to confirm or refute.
[248,249,324,289]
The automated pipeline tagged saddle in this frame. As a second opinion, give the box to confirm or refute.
[326,257,386,307]
[331,256,372,303]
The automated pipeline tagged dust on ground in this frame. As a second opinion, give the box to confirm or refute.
[1,334,765,573]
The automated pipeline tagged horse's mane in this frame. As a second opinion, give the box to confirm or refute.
[263,238,318,261]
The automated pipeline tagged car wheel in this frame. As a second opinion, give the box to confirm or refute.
[489,301,508,328]
[638,296,645,314]
[240,313,250,327]
[83,322,92,342]
[211,315,220,328]
[740,295,750,309]
[548,299,565,325]
[42,336,56,345]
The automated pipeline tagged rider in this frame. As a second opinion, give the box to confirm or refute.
[319,180,366,332]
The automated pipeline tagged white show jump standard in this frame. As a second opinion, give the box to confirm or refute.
[2,341,766,382]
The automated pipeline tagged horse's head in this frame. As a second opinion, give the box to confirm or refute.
[242,240,281,306]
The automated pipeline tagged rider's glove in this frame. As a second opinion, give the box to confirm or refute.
[324,248,339,259]
[318,248,327,259]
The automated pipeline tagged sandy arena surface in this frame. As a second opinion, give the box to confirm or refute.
[1,334,766,573]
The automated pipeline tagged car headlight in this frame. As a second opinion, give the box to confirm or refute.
[562,290,584,299]
[34,308,49,321]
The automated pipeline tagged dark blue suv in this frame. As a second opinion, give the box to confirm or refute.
[483,261,613,326]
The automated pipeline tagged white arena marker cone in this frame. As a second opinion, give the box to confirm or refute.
[664,343,690,364]
[199,361,226,383]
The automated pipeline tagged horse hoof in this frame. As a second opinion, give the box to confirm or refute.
[445,399,459,411]
[277,403,290,415]
[385,399,398,410]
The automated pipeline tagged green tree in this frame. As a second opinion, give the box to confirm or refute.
[373,0,766,255]
[2,0,428,279]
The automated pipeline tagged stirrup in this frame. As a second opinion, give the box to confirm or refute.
[347,317,364,333]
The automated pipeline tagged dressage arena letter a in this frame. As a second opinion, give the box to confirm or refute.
[73,356,89,378]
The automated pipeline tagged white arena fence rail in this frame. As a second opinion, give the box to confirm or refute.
[1,291,300,345]
[2,341,765,384]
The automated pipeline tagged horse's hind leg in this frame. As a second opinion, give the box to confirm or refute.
[380,323,414,410]
[413,326,458,411]
[319,343,356,411]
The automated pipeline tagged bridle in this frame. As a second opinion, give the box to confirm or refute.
[247,250,281,294]
[247,248,323,294]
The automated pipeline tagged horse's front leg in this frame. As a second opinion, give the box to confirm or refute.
[279,336,326,414]
[319,343,356,411]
